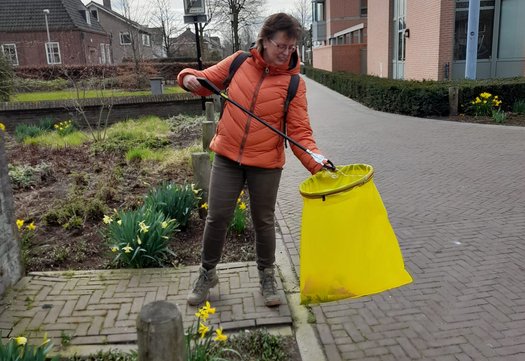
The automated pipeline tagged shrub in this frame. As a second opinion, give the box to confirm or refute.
[105,208,179,268]
[0,335,59,361]
[466,91,502,116]
[512,99,525,115]
[8,162,53,189]
[0,53,14,101]
[43,197,106,230]
[492,109,507,123]
[143,182,201,229]
[13,77,69,93]
[14,124,46,143]
[228,190,249,234]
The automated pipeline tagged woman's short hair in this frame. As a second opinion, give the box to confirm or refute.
[256,13,302,52]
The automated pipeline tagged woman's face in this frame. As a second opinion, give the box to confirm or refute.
[263,31,297,67]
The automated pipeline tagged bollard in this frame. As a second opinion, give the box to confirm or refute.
[205,101,215,123]
[137,300,185,361]
[191,152,211,219]
[449,86,459,116]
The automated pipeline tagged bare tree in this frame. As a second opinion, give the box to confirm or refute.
[150,0,184,58]
[291,0,312,64]
[209,0,266,53]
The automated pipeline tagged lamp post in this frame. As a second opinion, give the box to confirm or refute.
[43,9,51,43]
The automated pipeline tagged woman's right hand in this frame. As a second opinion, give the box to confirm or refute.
[183,75,202,92]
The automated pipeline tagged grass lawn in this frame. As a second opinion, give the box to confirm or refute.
[11,86,185,102]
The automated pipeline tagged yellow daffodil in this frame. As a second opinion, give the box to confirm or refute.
[200,202,208,210]
[16,219,24,230]
[139,221,149,233]
[117,220,122,226]
[237,197,241,204]
[103,215,113,224]
[480,92,491,99]
[198,322,210,339]
[14,336,27,345]
[161,221,168,229]
[201,301,216,315]
[136,236,142,245]
[0,122,5,132]
[195,309,209,321]
[239,202,247,210]
[214,328,227,342]
[191,183,200,195]
[111,246,119,253]
[240,190,245,197]
[122,244,133,253]
[27,222,36,231]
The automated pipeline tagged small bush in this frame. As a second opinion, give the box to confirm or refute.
[105,208,179,268]
[143,182,201,229]
[43,197,106,230]
[512,99,525,115]
[228,190,249,234]
[0,335,59,361]
[14,124,46,142]
[227,329,289,361]
[13,77,69,93]
[0,53,14,101]
[466,91,502,116]
[8,162,53,189]
[492,109,507,123]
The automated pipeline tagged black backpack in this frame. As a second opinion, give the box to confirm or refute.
[222,52,300,148]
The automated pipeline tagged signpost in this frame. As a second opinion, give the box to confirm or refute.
[183,0,208,110]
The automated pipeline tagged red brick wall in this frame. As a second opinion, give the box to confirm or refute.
[313,44,365,73]
[1,31,110,66]
[367,0,392,78]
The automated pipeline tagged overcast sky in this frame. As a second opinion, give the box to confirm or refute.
[84,0,297,18]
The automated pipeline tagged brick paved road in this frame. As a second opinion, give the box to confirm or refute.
[276,77,525,361]
[0,263,290,350]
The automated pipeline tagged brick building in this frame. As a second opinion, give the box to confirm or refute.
[86,0,155,64]
[311,0,368,74]
[0,0,110,66]
[313,0,525,81]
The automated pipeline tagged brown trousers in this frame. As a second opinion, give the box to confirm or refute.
[201,155,282,270]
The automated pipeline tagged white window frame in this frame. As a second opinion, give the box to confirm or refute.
[100,43,106,64]
[1,44,19,66]
[45,42,61,65]
[142,33,151,47]
[105,44,111,64]
[120,32,132,45]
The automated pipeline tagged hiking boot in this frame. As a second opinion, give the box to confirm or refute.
[258,267,281,307]
[187,266,219,306]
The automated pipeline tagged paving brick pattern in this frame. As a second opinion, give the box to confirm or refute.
[276,77,525,361]
[0,262,290,349]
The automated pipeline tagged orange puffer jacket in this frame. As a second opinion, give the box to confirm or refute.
[177,48,323,174]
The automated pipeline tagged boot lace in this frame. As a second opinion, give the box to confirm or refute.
[261,271,277,296]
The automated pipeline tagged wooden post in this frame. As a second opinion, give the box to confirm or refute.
[449,87,459,116]
[202,102,216,152]
[191,152,211,219]
[137,300,185,361]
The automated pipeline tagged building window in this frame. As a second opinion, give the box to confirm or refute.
[45,42,61,64]
[1,44,19,66]
[454,0,495,60]
[361,0,368,17]
[498,0,525,59]
[105,44,111,64]
[100,43,106,64]
[120,32,132,45]
[313,1,325,22]
[91,10,98,20]
[142,33,151,47]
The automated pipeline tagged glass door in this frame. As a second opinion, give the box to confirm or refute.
[393,0,407,79]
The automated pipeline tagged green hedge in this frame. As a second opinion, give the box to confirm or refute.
[304,66,525,117]
[0,54,13,101]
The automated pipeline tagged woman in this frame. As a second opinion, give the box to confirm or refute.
[177,13,330,307]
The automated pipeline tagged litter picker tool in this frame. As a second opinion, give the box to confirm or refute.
[196,77,336,171]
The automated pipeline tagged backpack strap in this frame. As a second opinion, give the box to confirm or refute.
[223,51,251,87]
[283,74,300,148]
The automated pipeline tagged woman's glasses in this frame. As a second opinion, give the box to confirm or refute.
[269,39,297,53]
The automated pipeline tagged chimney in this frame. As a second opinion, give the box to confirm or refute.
[103,0,112,10]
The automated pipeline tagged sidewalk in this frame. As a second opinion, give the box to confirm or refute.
[275,76,525,360]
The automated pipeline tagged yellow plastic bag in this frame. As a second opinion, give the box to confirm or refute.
[299,164,412,304]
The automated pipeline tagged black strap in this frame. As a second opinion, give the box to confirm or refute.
[283,74,300,148]
[223,52,251,87]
